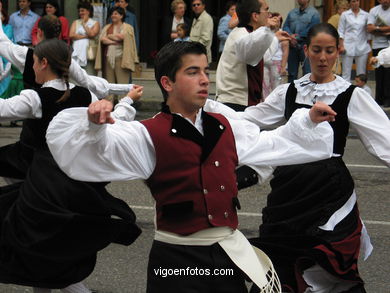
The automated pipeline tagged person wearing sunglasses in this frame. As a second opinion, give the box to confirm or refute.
[189,0,213,63]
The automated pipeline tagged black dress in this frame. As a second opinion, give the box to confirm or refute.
[250,83,366,292]
[0,86,141,288]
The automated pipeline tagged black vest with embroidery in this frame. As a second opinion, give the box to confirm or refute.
[20,86,92,149]
[284,83,356,156]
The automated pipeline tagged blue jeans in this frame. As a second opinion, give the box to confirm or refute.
[287,43,311,82]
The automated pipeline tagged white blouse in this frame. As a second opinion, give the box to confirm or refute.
[0,79,136,122]
[338,9,371,57]
[46,106,333,183]
[206,74,390,166]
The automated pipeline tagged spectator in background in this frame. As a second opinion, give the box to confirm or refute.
[95,6,138,103]
[327,0,349,30]
[31,0,69,46]
[0,5,13,99]
[162,0,190,46]
[338,0,370,82]
[327,0,349,75]
[190,0,213,63]
[217,1,236,56]
[367,0,390,107]
[9,0,39,46]
[355,73,372,96]
[283,0,320,82]
[174,22,190,42]
[112,0,139,51]
[69,1,100,75]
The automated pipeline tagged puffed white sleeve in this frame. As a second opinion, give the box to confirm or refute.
[205,84,288,129]
[230,107,333,174]
[0,27,28,72]
[234,26,275,66]
[377,46,390,68]
[69,60,133,99]
[0,89,42,121]
[111,97,136,121]
[46,108,155,182]
[348,87,390,167]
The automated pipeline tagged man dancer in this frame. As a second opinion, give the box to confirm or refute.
[47,41,336,292]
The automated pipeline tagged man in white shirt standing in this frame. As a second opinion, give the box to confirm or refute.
[367,0,390,107]
[190,0,213,63]
[46,41,337,293]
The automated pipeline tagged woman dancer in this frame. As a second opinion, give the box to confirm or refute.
[206,23,390,293]
[0,39,142,292]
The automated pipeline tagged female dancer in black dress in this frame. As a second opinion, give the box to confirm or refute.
[0,39,141,292]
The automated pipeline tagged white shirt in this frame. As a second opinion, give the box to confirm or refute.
[0,21,132,100]
[368,5,390,49]
[0,79,136,122]
[46,105,333,183]
[338,9,371,56]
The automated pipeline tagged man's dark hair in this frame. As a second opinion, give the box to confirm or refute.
[38,14,62,40]
[225,1,236,12]
[192,0,205,4]
[155,41,207,101]
[77,1,94,18]
[236,0,261,27]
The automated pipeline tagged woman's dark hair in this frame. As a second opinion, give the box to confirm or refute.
[110,6,126,20]
[155,41,207,101]
[42,0,62,17]
[307,23,340,48]
[34,39,71,103]
[77,1,94,18]
[236,0,261,27]
[38,14,62,39]
[1,7,9,24]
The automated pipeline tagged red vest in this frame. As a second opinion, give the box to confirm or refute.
[141,111,239,235]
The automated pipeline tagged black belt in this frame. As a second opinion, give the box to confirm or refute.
[17,42,32,46]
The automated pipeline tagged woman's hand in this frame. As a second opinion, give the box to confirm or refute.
[127,85,144,102]
[309,101,337,123]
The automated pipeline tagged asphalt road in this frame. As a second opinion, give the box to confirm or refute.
[0,119,388,293]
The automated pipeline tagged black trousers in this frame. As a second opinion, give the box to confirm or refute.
[373,48,390,106]
[146,240,248,293]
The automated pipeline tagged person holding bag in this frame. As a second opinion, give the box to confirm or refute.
[69,1,100,75]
